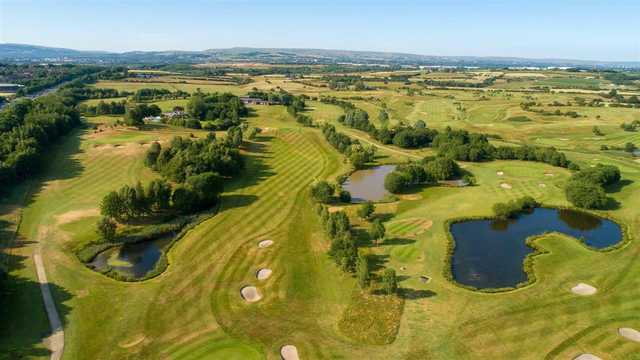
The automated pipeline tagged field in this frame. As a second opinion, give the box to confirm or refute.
[1,68,640,360]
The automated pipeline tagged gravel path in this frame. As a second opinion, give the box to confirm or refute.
[34,250,64,360]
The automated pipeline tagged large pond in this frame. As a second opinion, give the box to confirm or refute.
[450,208,622,289]
[342,165,397,202]
[89,237,172,279]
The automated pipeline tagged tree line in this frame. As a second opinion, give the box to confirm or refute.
[320,124,376,169]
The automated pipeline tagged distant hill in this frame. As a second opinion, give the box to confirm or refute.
[1,43,639,69]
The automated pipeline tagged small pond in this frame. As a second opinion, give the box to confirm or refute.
[89,237,172,279]
[342,165,397,202]
[450,208,622,289]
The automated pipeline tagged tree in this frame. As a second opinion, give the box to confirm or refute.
[356,252,370,288]
[369,219,386,246]
[186,172,224,209]
[358,201,375,220]
[415,119,427,129]
[382,268,398,295]
[377,110,389,125]
[311,181,334,203]
[339,190,351,203]
[100,191,125,221]
[227,126,243,147]
[96,217,117,241]
[171,185,198,214]
[384,171,410,193]
[592,126,603,136]
[565,180,608,209]
[145,141,161,168]
[625,142,637,153]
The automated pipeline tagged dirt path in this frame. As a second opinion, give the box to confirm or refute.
[346,131,422,160]
[34,250,65,360]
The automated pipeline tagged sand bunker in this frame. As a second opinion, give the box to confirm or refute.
[419,275,431,283]
[240,286,262,302]
[571,283,597,296]
[544,172,555,177]
[500,183,512,189]
[280,345,300,360]
[619,327,640,342]
[573,354,602,360]
[496,171,504,176]
[538,183,546,188]
[400,194,422,200]
[258,240,274,248]
[56,208,100,225]
[118,334,146,348]
[256,268,272,281]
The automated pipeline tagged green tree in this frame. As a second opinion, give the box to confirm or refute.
[358,201,375,220]
[100,191,124,221]
[384,171,410,193]
[339,190,352,203]
[382,268,398,295]
[356,252,370,288]
[96,217,117,241]
[311,181,334,203]
[565,180,608,209]
[369,219,386,246]
[145,141,161,168]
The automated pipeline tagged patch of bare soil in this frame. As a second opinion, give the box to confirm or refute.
[56,208,100,225]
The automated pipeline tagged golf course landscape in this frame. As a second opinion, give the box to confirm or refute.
[1,64,639,360]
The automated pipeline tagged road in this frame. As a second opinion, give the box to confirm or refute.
[34,250,65,360]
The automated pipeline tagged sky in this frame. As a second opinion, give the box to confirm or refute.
[1,0,639,62]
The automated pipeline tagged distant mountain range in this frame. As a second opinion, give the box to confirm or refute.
[1,43,639,69]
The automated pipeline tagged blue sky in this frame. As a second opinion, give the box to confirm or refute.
[1,0,639,61]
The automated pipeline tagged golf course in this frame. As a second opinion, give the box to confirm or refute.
[1,66,639,360]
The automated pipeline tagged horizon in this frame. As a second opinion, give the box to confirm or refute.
[1,0,639,62]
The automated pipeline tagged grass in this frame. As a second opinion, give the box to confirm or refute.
[2,69,640,359]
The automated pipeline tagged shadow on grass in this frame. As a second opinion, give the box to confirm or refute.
[400,288,437,300]
[0,252,73,360]
[368,254,390,272]
[381,237,416,246]
[605,179,633,194]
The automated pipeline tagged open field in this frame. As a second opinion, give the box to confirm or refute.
[1,68,640,360]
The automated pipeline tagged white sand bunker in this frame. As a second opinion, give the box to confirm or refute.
[496,171,504,176]
[258,240,274,248]
[280,345,300,360]
[571,283,597,296]
[419,275,431,283]
[619,327,640,342]
[256,268,272,280]
[544,172,555,177]
[500,183,512,189]
[240,286,262,302]
[539,183,546,188]
[573,354,602,360]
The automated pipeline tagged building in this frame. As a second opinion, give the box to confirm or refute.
[0,83,24,92]
[240,97,271,105]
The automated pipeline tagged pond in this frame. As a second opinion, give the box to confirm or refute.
[89,236,172,279]
[342,165,397,202]
[450,208,622,289]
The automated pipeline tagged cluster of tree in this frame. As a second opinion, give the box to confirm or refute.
[384,157,461,193]
[165,117,202,129]
[0,64,104,96]
[100,172,223,222]
[602,72,640,86]
[320,124,376,169]
[124,103,162,126]
[186,92,248,130]
[322,75,373,91]
[81,100,127,116]
[565,164,621,209]
[492,144,571,168]
[65,87,130,100]
[285,95,306,117]
[310,180,352,204]
[0,92,83,188]
[132,88,189,101]
[600,143,637,153]
[492,196,539,220]
[145,133,243,183]
[318,96,356,111]
[422,77,496,88]
[316,206,358,272]
[620,120,640,132]
[295,114,313,127]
